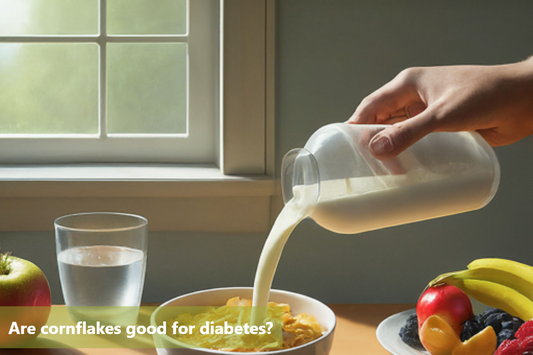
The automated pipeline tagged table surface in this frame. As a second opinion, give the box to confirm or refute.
[3,304,415,355]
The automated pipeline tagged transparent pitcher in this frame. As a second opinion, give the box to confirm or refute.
[281,123,500,234]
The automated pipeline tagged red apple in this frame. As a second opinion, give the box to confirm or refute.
[417,284,473,336]
[0,252,52,347]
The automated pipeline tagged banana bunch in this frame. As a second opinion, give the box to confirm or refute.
[428,258,533,321]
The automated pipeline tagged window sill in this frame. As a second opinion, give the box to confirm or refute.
[0,164,282,233]
[0,164,278,197]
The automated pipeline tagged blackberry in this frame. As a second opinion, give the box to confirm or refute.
[497,329,516,347]
[399,313,424,350]
[502,317,524,334]
[461,308,524,343]
[477,308,506,324]
[462,308,524,346]
[461,318,483,342]
[484,312,512,334]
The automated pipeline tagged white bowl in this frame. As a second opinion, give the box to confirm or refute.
[151,287,336,355]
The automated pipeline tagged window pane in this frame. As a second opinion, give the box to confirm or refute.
[107,0,187,35]
[0,44,99,134]
[107,43,187,134]
[0,0,98,35]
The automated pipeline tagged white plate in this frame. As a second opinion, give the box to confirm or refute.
[376,309,428,355]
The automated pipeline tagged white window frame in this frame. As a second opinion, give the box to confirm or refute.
[0,0,219,164]
[0,0,279,233]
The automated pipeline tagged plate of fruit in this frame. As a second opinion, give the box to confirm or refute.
[376,258,533,355]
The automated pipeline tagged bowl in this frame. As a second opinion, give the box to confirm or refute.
[150,287,336,355]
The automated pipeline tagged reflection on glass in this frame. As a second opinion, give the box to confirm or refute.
[0,0,98,35]
[0,44,99,134]
[107,43,187,134]
[107,0,187,35]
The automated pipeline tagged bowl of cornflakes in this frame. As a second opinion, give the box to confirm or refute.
[150,287,336,355]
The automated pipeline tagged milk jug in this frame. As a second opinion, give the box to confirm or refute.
[281,123,500,234]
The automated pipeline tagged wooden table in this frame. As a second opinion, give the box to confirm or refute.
[3,304,414,355]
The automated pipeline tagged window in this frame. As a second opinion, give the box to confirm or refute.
[0,0,218,163]
[0,0,277,232]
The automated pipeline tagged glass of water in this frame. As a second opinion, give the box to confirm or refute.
[55,212,148,324]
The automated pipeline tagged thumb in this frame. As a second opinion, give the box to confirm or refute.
[368,109,438,160]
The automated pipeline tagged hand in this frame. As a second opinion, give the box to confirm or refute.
[348,58,533,160]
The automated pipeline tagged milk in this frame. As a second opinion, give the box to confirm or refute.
[251,169,494,323]
[311,170,494,234]
[250,187,315,324]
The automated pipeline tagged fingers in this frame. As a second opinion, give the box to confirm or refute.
[386,102,428,124]
[368,107,439,160]
[408,102,427,118]
[349,67,442,160]
[348,69,422,124]
[349,87,413,124]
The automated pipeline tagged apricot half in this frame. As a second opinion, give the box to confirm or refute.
[420,315,461,355]
[420,314,497,355]
[452,326,497,355]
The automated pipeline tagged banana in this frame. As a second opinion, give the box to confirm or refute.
[468,258,533,279]
[440,278,533,321]
[426,258,533,320]
[429,266,533,301]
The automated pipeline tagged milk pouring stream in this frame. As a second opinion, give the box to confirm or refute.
[251,123,500,324]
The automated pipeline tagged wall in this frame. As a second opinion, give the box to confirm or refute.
[3,1,533,305]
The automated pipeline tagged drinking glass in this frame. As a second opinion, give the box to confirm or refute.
[55,212,148,324]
